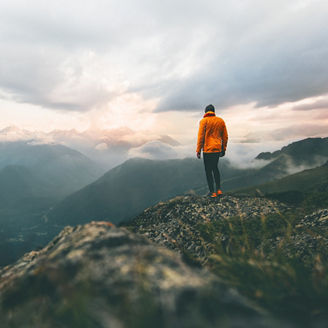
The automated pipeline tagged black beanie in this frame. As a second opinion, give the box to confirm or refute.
[205,104,215,112]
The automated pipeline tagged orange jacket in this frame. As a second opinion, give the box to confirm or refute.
[196,111,228,153]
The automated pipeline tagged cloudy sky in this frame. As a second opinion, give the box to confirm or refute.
[0,0,327,164]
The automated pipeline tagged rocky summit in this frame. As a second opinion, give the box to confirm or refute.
[127,195,289,264]
[1,193,327,328]
[269,208,328,262]
[127,195,328,327]
[0,221,276,328]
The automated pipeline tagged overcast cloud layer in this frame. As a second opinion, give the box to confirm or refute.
[1,0,328,112]
[0,0,327,169]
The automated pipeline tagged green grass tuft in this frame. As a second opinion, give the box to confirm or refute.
[193,208,328,325]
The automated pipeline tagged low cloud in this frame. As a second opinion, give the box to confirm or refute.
[95,142,108,151]
[292,97,328,111]
[128,141,178,160]
[2,124,325,172]
[224,142,278,168]
[284,155,328,175]
[0,125,183,168]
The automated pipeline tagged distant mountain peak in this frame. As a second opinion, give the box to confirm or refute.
[254,137,328,173]
[255,137,328,161]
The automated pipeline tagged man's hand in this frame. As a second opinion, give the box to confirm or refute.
[219,150,225,157]
[196,152,201,159]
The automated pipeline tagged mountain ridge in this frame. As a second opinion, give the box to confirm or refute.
[255,137,328,164]
[232,161,328,208]
[47,137,328,227]
[0,141,104,198]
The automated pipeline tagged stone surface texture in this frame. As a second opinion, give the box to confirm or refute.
[0,220,274,328]
[128,195,289,263]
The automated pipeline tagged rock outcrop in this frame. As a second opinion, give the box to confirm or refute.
[267,208,328,262]
[2,193,325,327]
[127,195,289,263]
[0,221,274,328]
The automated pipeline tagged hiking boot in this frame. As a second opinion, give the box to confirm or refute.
[207,192,217,198]
[217,189,223,196]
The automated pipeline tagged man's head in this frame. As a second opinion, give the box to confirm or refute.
[205,104,215,113]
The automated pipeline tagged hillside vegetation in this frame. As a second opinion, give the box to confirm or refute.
[1,191,327,326]
[48,137,328,228]
[234,161,328,210]
[0,141,103,267]
[127,195,328,327]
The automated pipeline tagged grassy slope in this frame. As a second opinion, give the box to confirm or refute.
[48,158,252,225]
[232,163,328,211]
[236,164,328,195]
[48,138,328,227]
[199,210,328,326]
[205,164,328,325]
[178,205,328,326]
[127,192,328,326]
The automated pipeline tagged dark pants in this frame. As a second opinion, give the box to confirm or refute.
[203,152,220,193]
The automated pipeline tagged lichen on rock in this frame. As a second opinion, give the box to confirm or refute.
[0,221,274,328]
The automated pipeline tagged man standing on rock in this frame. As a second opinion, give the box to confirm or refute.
[196,104,228,198]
